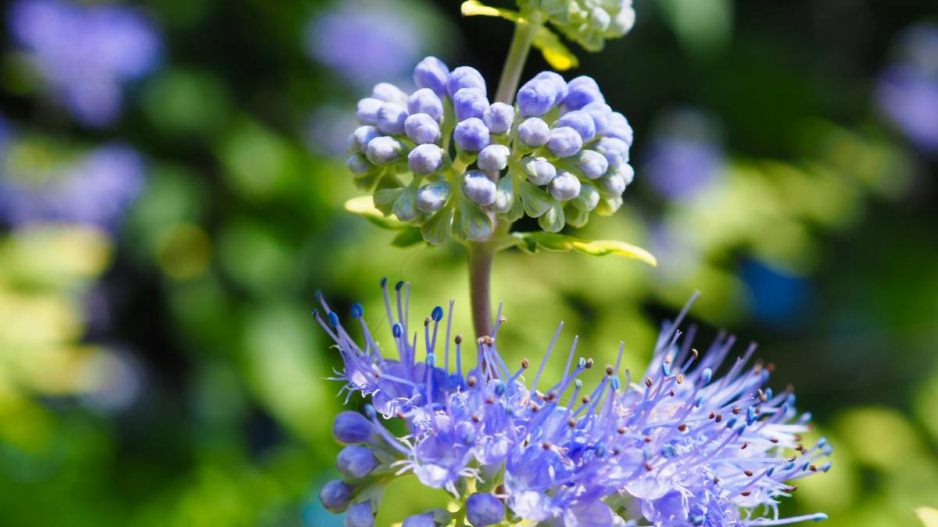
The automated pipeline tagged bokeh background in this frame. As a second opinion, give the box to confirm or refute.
[0,0,936,526]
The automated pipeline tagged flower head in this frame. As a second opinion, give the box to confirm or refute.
[316,281,831,526]
[0,139,146,231]
[517,0,636,52]
[347,58,636,243]
[8,0,162,127]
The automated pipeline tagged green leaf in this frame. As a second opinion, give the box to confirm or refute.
[513,231,657,267]
[373,187,402,216]
[537,202,565,232]
[460,1,520,21]
[391,227,425,248]
[565,204,590,228]
[533,27,579,71]
[344,196,407,230]
[421,207,454,245]
[918,508,938,527]
[492,173,515,213]
[519,181,553,218]
[453,196,492,242]
[393,185,419,222]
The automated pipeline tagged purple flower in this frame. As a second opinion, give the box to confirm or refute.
[643,108,725,199]
[9,0,162,127]
[305,2,421,88]
[315,283,832,527]
[875,23,938,154]
[0,140,146,231]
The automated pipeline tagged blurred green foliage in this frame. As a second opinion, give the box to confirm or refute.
[0,0,936,526]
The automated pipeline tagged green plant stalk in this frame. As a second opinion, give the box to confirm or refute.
[469,18,540,339]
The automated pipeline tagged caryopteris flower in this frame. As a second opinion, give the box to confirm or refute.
[8,0,162,127]
[347,58,635,243]
[316,281,831,527]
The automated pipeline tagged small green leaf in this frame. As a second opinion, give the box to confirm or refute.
[537,201,565,232]
[344,196,407,230]
[513,232,657,267]
[453,196,492,242]
[391,227,425,248]
[373,187,402,216]
[393,185,419,222]
[460,1,520,21]
[533,27,579,71]
[421,207,453,245]
[594,196,623,216]
[519,181,553,218]
[917,508,938,527]
[565,204,590,228]
[492,173,515,213]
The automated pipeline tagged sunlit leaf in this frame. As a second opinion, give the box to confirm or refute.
[917,508,938,527]
[533,27,579,71]
[344,196,407,230]
[391,228,425,248]
[514,232,657,266]
[460,1,520,22]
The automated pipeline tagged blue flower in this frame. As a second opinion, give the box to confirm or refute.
[316,283,832,527]
[0,139,145,231]
[8,0,161,127]
[305,2,421,88]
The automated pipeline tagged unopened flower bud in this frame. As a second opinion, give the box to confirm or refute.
[405,113,442,144]
[376,103,408,135]
[483,102,514,134]
[466,493,504,527]
[454,118,490,151]
[333,410,374,444]
[463,171,497,206]
[518,118,550,146]
[548,126,583,158]
[523,156,557,185]
[413,56,450,97]
[320,480,354,513]
[575,150,609,179]
[365,136,403,165]
[447,66,486,97]
[407,88,444,122]
[454,87,490,121]
[408,144,445,175]
[556,110,596,142]
[550,171,581,201]
[336,445,380,479]
[417,182,450,212]
[356,98,383,125]
[477,144,510,172]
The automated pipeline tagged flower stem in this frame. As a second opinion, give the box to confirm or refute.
[468,18,540,339]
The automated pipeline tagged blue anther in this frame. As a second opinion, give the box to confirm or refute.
[328,312,340,327]
[431,306,444,322]
[351,303,364,319]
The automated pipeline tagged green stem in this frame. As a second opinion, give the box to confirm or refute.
[468,18,540,339]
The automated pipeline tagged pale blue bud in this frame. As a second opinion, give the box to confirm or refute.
[447,66,486,97]
[376,103,408,136]
[402,513,436,527]
[463,171,497,206]
[606,112,634,145]
[594,137,630,168]
[556,110,596,142]
[563,76,604,110]
[517,78,560,117]
[523,156,557,185]
[466,493,504,527]
[350,125,380,153]
[483,102,514,134]
[600,172,626,196]
[346,154,374,175]
[417,182,450,212]
[547,126,583,158]
[405,113,442,144]
[575,150,609,179]
[518,118,550,146]
[320,480,354,513]
[453,87,490,121]
[581,102,613,135]
[407,88,444,122]
[611,6,636,35]
[617,163,635,185]
[533,71,568,105]
[336,445,380,479]
[408,144,445,175]
[414,56,450,97]
[589,7,611,31]
[365,136,403,165]
[575,183,600,211]
[371,82,408,104]
[454,118,490,151]
[344,502,375,527]
[549,171,581,201]
[356,98,383,125]
[477,144,510,172]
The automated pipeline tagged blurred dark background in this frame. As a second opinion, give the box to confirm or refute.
[0,0,936,526]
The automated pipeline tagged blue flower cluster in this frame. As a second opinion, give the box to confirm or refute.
[517,0,636,52]
[317,281,831,527]
[0,134,146,231]
[8,0,162,127]
[346,57,636,243]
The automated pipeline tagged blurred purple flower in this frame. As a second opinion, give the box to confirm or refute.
[304,2,421,88]
[0,141,146,231]
[8,0,162,127]
[643,108,724,199]
[875,23,938,154]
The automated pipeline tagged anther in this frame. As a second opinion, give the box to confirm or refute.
[643,436,652,443]
[584,358,594,369]
[767,362,776,373]
[424,317,431,327]
[542,442,551,450]
[732,407,742,415]
[644,462,653,472]
[605,365,614,376]
[741,491,751,497]
[741,442,748,450]
[617,427,626,434]
[645,378,653,388]
[471,416,480,423]
[498,315,507,323]
[677,424,688,432]
[521,358,530,369]
[691,348,699,359]
[568,419,576,428]
[744,470,754,477]
[455,334,463,344]
[467,376,477,387]
[715,414,723,423]
[676,374,685,384]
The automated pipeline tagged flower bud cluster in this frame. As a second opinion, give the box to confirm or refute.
[517,0,636,51]
[346,57,635,243]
